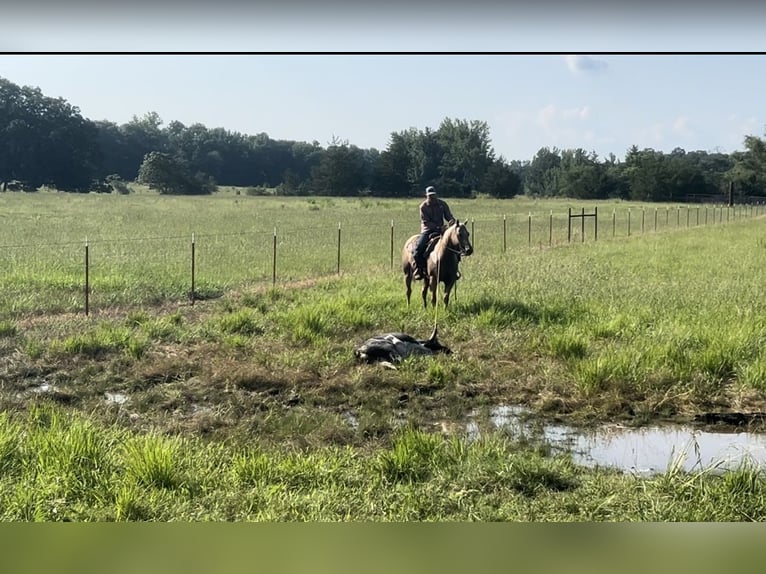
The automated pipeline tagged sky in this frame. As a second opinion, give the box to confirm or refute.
[2,3,766,163]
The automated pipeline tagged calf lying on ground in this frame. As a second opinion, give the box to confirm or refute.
[354,327,451,366]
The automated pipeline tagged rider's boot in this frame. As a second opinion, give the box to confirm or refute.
[413,258,425,280]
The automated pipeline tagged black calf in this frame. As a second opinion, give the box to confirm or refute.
[354,327,451,365]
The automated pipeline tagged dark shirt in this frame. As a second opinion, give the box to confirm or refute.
[419,198,454,233]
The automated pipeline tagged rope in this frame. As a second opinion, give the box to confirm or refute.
[433,247,442,332]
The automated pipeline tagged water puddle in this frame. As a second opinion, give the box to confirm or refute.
[105,392,128,405]
[469,406,766,476]
[191,403,213,415]
[343,412,359,430]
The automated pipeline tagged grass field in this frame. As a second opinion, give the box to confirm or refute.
[1,188,758,315]
[2,188,766,520]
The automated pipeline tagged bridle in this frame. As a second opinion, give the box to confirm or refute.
[441,224,471,257]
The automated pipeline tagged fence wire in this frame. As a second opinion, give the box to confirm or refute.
[0,203,762,317]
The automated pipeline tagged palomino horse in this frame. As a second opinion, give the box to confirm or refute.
[402,220,473,308]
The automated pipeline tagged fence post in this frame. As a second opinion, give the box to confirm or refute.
[84,237,89,316]
[272,227,277,287]
[471,219,475,249]
[390,219,394,269]
[503,215,507,253]
[594,207,598,241]
[190,233,196,305]
[580,207,585,242]
[527,212,531,247]
[337,222,342,274]
[549,210,553,246]
[641,208,645,234]
[612,209,615,238]
[568,208,572,243]
[654,208,658,232]
[627,208,631,237]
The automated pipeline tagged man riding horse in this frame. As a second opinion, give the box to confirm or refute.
[412,186,456,280]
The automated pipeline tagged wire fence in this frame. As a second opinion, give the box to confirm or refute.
[1,202,763,317]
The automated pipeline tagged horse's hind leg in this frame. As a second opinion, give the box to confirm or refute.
[421,278,430,309]
[404,270,413,306]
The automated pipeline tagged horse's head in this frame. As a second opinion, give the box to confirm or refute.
[446,219,473,257]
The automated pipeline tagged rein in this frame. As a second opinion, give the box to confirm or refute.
[432,226,461,328]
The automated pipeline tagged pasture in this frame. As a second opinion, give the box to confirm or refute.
[2,189,766,520]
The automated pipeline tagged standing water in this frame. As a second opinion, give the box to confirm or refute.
[467,405,766,476]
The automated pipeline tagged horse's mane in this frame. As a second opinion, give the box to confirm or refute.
[437,219,462,247]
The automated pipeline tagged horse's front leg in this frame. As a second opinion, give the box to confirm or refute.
[421,276,430,309]
[430,278,439,308]
[443,281,454,307]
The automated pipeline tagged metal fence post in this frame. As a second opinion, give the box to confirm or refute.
[272,227,277,287]
[337,222,341,274]
[594,207,598,241]
[549,210,553,246]
[527,212,531,246]
[190,233,196,305]
[390,219,394,269]
[503,215,507,253]
[84,238,89,316]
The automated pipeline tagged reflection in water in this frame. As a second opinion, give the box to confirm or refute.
[470,405,766,476]
[105,392,128,405]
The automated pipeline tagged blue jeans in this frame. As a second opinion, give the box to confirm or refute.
[414,231,431,269]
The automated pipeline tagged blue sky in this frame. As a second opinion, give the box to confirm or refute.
[2,4,765,163]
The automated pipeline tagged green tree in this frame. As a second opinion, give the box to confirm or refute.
[137,151,215,195]
[480,158,522,198]
[524,147,562,196]
[436,118,495,197]
[310,139,368,196]
[558,149,607,199]
[0,77,100,191]
[727,133,766,198]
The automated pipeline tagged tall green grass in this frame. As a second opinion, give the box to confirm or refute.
[1,404,766,521]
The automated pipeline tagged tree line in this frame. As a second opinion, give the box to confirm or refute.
[1,76,764,201]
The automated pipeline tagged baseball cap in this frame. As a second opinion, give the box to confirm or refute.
[425,186,436,196]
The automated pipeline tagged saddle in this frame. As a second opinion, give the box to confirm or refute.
[412,230,461,279]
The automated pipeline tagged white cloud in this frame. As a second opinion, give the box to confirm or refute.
[536,104,591,131]
[636,123,665,146]
[537,104,558,130]
[671,115,694,138]
[721,114,761,151]
[564,55,609,75]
